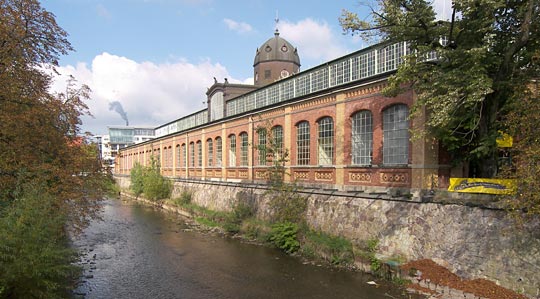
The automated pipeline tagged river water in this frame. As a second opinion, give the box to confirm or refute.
[72,199,418,299]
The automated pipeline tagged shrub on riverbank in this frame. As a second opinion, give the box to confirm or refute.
[130,159,172,201]
[0,187,81,298]
[268,222,300,253]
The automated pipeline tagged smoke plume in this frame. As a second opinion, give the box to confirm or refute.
[109,101,129,126]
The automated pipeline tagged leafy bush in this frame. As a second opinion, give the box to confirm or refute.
[143,168,172,200]
[0,188,80,298]
[268,222,300,253]
[230,198,255,223]
[178,190,192,205]
[129,158,172,201]
[130,162,145,196]
[267,183,307,224]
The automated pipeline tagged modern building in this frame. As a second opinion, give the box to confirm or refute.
[97,126,155,167]
[115,30,450,197]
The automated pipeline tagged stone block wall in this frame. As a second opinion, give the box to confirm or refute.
[114,175,540,296]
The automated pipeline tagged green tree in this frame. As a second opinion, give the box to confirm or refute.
[255,122,307,224]
[130,162,146,196]
[501,83,540,217]
[340,0,540,178]
[129,157,172,201]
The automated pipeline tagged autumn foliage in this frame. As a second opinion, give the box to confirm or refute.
[0,0,107,297]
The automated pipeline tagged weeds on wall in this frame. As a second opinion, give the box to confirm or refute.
[129,156,172,201]
[301,229,354,266]
[355,238,383,274]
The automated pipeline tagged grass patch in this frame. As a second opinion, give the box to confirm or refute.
[240,217,271,242]
[195,217,219,227]
[301,229,354,266]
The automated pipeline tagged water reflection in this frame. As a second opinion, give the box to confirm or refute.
[72,199,417,299]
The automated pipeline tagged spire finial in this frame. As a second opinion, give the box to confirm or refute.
[274,10,279,35]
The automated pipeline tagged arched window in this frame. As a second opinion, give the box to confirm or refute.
[257,128,267,166]
[196,140,202,167]
[207,138,213,167]
[229,134,236,167]
[383,104,409,165]
[155,148,160,164]
[317,117,334,165]
[296,121,310,165]
[215,137,222,167]
[189,142,195,167]
[351,111,373,165]
[240,132,248,166]
[166,146,172,168]
[176,145,181,168]
[181,143,186,167]
[272,125,283,161]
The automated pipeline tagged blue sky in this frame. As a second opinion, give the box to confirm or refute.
[41,0,448,135]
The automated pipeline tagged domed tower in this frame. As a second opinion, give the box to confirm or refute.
[253,29,300,87]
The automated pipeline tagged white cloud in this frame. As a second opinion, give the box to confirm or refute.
[279,18,349,67]
[223,18,254,34]
[51,53,241,135]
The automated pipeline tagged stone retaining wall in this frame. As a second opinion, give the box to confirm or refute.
[115,175,540,297]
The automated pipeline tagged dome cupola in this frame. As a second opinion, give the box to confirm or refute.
[253,30,300,86]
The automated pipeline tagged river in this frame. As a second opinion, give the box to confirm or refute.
[72,199,419,299]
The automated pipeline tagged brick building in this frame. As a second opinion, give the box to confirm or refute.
[116,30,451,198]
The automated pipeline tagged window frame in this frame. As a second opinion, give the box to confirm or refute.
[215,137,222,167]
[240,132,249,167]
[317,117,334,166]
[382,104,409,165]
[351,110,373,166]
[296,121,310,166]
[228,134,236,167]
[207,138,213,167]
[257,128,267,166]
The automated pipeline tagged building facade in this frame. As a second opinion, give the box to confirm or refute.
[116,32,452,197]
[97,126,155,167]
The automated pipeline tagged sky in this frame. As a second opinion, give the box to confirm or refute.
[41,0,450,136]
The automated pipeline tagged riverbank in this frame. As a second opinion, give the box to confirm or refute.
[120,190,534,299]
[75,198,421,299]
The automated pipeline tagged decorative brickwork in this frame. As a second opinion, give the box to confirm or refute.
[380,172,408,184]
[293,171,309,180]
[260,108,285,118]
[349,171,372,183]
[291,96,336,111]
[344,83,387,99]
[255,170,268,179]
[238,170,248,179]
[315,171,333,181]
